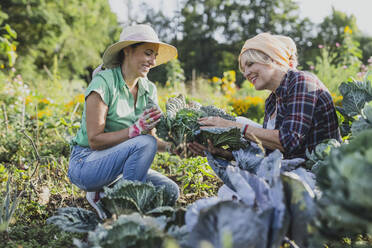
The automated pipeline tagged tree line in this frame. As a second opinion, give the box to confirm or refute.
[1,0,371,85]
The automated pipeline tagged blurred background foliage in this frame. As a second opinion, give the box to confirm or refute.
[0,0,372,246]
[1,0,371,87]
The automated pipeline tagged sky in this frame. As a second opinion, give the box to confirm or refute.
[109,0,372,36]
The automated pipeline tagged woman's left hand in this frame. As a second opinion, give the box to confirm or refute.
[198,116,241,129]
[129,107,162,138]
[188,140,233,160]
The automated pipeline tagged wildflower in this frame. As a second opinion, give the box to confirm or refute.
[318,44,324,49]
[344,26,352,34]
[212,77,220,83]
[343,65,348,69]
[310,65,315,70]
[40,98,50,104]
[332,93,343,107]
[25,96,32,105]
[0,64,4,69]
[76,94,85,103]
[335,42,340,47]
[357,72,364,78]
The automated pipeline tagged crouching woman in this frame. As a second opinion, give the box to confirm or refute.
[68,24,180,219]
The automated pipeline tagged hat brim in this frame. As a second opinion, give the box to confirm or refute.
[102,40,177,69]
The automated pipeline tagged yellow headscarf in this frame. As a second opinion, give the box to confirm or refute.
[239,33,292,68]
[274,35,298,68]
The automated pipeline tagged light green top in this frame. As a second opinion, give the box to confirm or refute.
[72,66,158,147]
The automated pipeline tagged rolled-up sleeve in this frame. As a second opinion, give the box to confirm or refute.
[279,79,318,155]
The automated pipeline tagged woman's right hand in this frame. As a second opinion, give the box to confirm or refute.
[128,107,162,138]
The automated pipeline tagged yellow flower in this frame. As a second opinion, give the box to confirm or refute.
[224,70,236,83]
[25,95,32,105]
[11,44,16,51]
[40,98,50,104]
[331,93,343,107]
[37,108,52,119]
[0,64,4,69]
[212,77,220,84]
[75,93,85,103]
[344,26,352,34]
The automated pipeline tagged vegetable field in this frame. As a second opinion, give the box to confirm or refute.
[2,0,372,247]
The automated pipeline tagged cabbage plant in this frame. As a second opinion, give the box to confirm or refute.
[336,76,372,136]
[312,129,372,245]
[101,179,177,216]
[185,150,316,248]
[46,207,101,233]
[73,213,167,248]
[155,94,246,156]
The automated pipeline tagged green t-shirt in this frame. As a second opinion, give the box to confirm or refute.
[72,66,158,147]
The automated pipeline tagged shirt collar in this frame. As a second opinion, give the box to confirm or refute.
[274,69,294,99]
[137,77,150,96]
[115,66,150,95]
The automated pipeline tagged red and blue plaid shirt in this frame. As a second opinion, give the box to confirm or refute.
[263,70,341,159]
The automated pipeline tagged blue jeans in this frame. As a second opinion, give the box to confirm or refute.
[68,135,179,202]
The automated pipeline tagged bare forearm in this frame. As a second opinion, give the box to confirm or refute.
[244,125,284,152]
[89,128,131,150]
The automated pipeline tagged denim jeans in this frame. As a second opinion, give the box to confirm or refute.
[68,135,179,202]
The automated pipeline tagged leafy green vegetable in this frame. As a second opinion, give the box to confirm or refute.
[156,94,244,155]
[74,213,167,248]
[101,180,176,216]
[46,207,100,233]
[351,101,372,136]
[202,150,316,247]
[305,139,341,173]
[313,129,372,243]
[336,77,372,136]
[200,105,236,121]
[337,78,372,118]
[195,127,248,151]
[166,94,188,119]
[187,201,273,248]
[281,170,316,247]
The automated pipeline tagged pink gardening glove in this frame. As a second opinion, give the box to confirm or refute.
[128,107,162,138]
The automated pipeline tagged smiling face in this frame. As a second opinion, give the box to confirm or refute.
[240,55,276,91]
[123,43,159,78]
[239,49,288,92]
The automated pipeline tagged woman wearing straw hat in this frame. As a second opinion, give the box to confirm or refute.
[68,24,179,219]
[188,33,341,160]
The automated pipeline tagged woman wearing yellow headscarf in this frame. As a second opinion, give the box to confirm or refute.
[189,33,341,159]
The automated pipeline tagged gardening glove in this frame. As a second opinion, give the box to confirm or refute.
[128,107,162,138]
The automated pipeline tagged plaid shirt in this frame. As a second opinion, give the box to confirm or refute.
[263,70,341,159]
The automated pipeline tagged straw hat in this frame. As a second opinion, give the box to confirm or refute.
[102,24,177,68]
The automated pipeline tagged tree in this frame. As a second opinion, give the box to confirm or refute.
[1,0,120,83]
[357,35,372,64]
[177,0,313,82]
[305,8,362,67]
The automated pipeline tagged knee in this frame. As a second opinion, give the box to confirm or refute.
[131,135,157,155]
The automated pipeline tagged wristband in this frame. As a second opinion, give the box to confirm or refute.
[241,124,249,137]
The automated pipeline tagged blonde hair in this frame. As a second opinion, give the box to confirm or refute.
[239,49,272,72]
[239,49,289,73]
